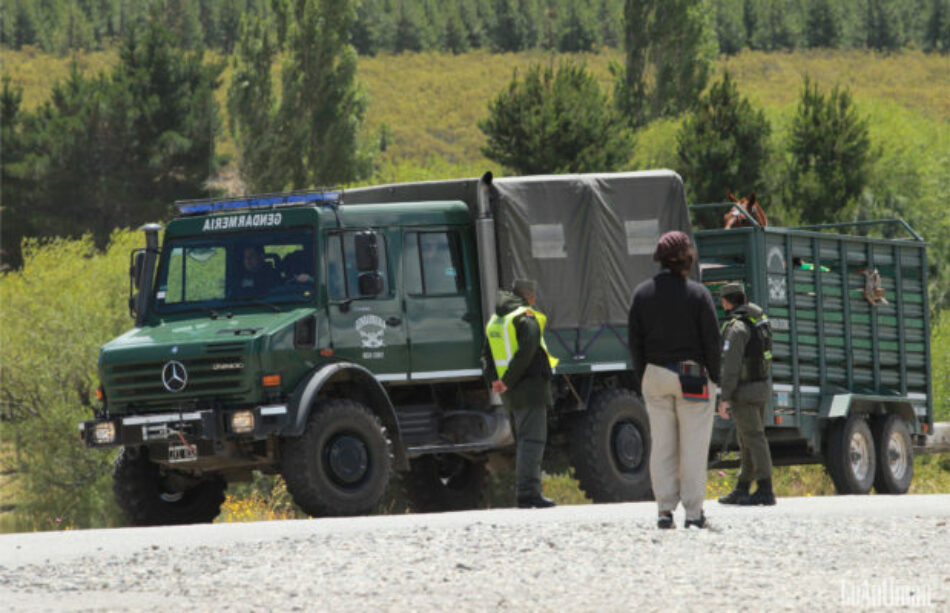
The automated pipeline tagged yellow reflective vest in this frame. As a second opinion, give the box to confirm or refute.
[485,306,559,379]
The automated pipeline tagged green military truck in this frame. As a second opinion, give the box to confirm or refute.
[79,171,934,525]
[80,171,690,524]
[695,210,933,494]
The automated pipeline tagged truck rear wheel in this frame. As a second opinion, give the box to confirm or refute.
[871,414,914,494]
[281,398,392,517]
[570,388,653,502]
[825,414,876,494]
[403,454,486,513]
[113,447,226,526]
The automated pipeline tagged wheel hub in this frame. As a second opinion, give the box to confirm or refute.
[326,434,369,486]
[848,430,871,482]
[612,421,644,472]
[887,431,909,479]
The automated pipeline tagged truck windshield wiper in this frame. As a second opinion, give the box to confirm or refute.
[234,298,282,312]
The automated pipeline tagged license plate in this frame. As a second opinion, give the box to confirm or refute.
[168,444,198,463]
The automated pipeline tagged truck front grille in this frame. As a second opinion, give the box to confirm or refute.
[106,350,250,407]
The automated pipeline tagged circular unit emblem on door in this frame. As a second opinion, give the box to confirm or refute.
[162,360,188,393]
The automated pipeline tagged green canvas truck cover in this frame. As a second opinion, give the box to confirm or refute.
[345,170,692,328]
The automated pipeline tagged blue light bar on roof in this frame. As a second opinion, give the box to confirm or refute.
[175,190,340,216]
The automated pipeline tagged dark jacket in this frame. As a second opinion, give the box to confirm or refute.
[720,302,770,402]
[627,270,722,393]
[482,291,553,408]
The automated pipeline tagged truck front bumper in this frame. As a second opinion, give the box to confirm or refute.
[78,405,290,449]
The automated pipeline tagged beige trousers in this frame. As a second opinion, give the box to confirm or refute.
[642,364,715,521]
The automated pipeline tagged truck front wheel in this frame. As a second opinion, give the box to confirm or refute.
[113,447,226,526]
[825,414,877,494]
[281,398,392,517]
[403,454,486,513]
[570,388,653,502]
[871,414,914,494]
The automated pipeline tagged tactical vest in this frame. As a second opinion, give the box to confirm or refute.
[485,306,559,379]
[723,306,773,382]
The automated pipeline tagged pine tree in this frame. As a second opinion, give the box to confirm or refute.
[786,76,874,224]
[227,10,278,190]
[864,0,903,51]
[558,0,599,52]
[616,0,715,126]
[805,0,840,48]
[2,13,223,265]
[714,0,746,55]
[924,0,950,53]
[480,62,633,174]
[230,0,372,191]
[676,71,771,206]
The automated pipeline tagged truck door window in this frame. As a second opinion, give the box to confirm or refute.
[405,231,464,296]
[326,231,390,299]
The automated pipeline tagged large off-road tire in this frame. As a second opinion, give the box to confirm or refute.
[403,454,486,513]
[113,447,226,526]
[281,398,392,517]
[825,414,877,495]
[570,388,653,502]
[871,414,914,494]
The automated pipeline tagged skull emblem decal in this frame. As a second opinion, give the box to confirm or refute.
[355,315,387,349]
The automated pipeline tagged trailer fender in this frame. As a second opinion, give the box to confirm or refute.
[285,362,408,470]
[820,394,917,429]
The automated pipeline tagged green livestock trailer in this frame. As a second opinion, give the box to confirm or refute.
[694,210,933,495]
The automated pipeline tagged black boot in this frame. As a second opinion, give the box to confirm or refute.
[718,481,751,505]
[739,478,776,506]
[517,493,556,509]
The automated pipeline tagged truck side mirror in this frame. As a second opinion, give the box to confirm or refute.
[130,250,145,290]
[354,232,379,272]
[357,272,384,296]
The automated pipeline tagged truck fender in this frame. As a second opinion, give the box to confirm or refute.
[285,362,409,471]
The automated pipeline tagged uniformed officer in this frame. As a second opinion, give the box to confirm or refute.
[717,282,776,506]
[482,279,559,508]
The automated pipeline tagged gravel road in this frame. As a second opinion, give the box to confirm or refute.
[1,495,947,612]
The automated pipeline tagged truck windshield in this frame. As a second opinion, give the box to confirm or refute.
[154,229,316,313]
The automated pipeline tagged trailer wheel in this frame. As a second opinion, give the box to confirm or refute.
[281,398,392,517]
[113,447,226,526]
[570,388,653,502]
[871,414,914,494]
[403,454,486,513]
[825,414,876,495]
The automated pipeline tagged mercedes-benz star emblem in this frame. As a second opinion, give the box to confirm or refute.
[162,360,188,393]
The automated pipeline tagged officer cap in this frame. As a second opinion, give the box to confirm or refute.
[512,279,537,295]
[720,281,746,299]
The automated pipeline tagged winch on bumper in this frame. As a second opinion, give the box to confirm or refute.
[78,404,290,455]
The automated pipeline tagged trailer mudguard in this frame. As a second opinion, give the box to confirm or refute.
[286,362,409,470]
[820,393,918,431]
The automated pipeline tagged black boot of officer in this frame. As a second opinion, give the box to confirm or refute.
[740,478,776,506]
[718,480,751,505]
[518,493,556,509]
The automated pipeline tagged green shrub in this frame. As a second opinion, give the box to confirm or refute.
[0,231,140,530]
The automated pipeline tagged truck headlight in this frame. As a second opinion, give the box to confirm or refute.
[231,410,255,434]
[92,422,117,445]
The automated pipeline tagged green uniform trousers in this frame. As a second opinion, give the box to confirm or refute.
[509,403,548,498]
[731,381,773,482]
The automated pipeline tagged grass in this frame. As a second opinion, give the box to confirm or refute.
[4,46,949,181]
[212,453,950,524]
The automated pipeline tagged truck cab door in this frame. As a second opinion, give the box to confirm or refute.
[325,229,408,382]
[402,228,482,381]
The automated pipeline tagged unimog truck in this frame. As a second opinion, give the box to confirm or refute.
[79,171,934,525]
[80,171,688,524]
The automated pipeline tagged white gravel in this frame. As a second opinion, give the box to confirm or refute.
[1,495,947,612]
